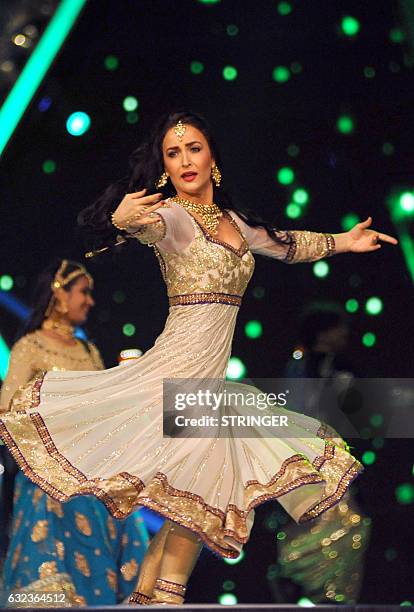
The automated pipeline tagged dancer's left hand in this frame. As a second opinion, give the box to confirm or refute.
[347,217,398,252]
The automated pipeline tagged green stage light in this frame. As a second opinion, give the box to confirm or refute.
[290,61,302,74]
[245,320,263,339]
[123,323,136,337]
[277,2,292,15]
[276,531,286,540]
[365,296,383,315]
[297,597,316,607]
[198,0,220,3]
[337,115,355,134]
[292,188,309,205]
[341,16,360,36]
[400,602,413,607]
[0,334,11,380]
[286,203,302,219]
[395,483,414,505]
[252,286,265,299]
[123,96,138,111]
[42,160,56,174]
[0,275,14,291]
[66,111,91,136]
[345,298,359,313]
[223,550,245,565]
[0,0,87,156]
[272,66,290,83]
[370,413,384,427]
[400,192,414,213]
[112,290,126,304]
[362,450,376,465]
[126,112,139,124]
[388,190,414,223]
[362,332,376,347]
[389,28,405,43]
[223,66,238,80]
[222,580,235,591]
[226,357,246,380]
[104,55,119,70]
[341,213,360,231]
[364,66,376,78]
[226,24,239,36]
[287,144,300,157]
[382,142,394,156]
[190,61,204,74]
[313,261,330,278]
[218,594,237,605]
[277,166,295,185]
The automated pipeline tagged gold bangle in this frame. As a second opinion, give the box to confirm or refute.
[111,210,146,232]
[111,212,128,232]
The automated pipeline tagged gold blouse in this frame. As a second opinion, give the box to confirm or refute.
[0,330,104,411]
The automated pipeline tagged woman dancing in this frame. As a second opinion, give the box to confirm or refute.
[0,259,149,606]
[0,112,397,605]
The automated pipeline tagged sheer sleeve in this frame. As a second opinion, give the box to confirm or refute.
[129,201,194,253]
[228,211,336,263]
[0,337,37,411]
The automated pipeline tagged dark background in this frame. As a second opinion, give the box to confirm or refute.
[1,0,413,604]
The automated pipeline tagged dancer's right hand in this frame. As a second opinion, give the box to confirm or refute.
[111,189,167,232]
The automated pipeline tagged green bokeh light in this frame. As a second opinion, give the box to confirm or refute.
[0,275,14,291]
[313,261,330,278]
[345,298,359,313]
[290,61,302,74]
[364,66,376,78]
[123,96,138,112]
[389,28,405,44]
[222,580,235,591]
[292,188,309,205]
[337,115,355,134]
[362,450,376,465]
[341,15,361,36]
[226,24,239,36]
[287,144,300,157]
[277,166,295,185]
[395,483,414,505]
[362,332,376,347]
[223,65,238,80]
[370,413,384,427]
[218,594,237,605]
[126,112,139,124]
[112,290,126,304]
[277,2,292,16]
[388,190,414,222]
[276,531,286,540]
[42,159,56,174]
[104,55,119,70]
[297,597,316,607]
[245,320,263,339]
[382,142,394,156]
[252,286,265,299]
[365,296,383,315]
[272,66,290,83]
[226,357,246,380]
[123,323,136,337]
[190,60,204,74]
[66,111,91,136]
[341,212,360,231]
[286,203,302,219]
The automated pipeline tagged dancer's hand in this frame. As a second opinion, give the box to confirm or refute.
[347,217,398,253]
[112,189,167,232]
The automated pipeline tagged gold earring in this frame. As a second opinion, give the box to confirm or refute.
[211,164,222,187]
[155,172,168,189]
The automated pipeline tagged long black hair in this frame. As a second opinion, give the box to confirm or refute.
[15,258,91,343]
[78,110,292,254]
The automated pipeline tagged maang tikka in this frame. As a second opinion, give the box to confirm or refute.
[174,120,186,141]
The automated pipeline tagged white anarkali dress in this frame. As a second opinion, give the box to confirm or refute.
[0,200,363,558]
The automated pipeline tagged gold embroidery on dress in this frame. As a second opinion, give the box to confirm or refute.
[120,558,139,581]
[74,551,91,577]
[107,516,116,540]
[38,561,58,578]
[11,543,22,569]
[56,540,65,560]
[32,487,43,506]
[46,496,64,517]
[106,568,117,591]
[31,519,48,542]
[75,512,92,536]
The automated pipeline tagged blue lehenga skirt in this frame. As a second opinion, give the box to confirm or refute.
[2,471,149,605]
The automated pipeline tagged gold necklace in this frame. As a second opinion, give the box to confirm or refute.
[42,318,75,340]
[171,196,223,235]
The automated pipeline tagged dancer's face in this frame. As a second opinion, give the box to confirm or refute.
[65,276,95,325]
[162,124,215,199]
